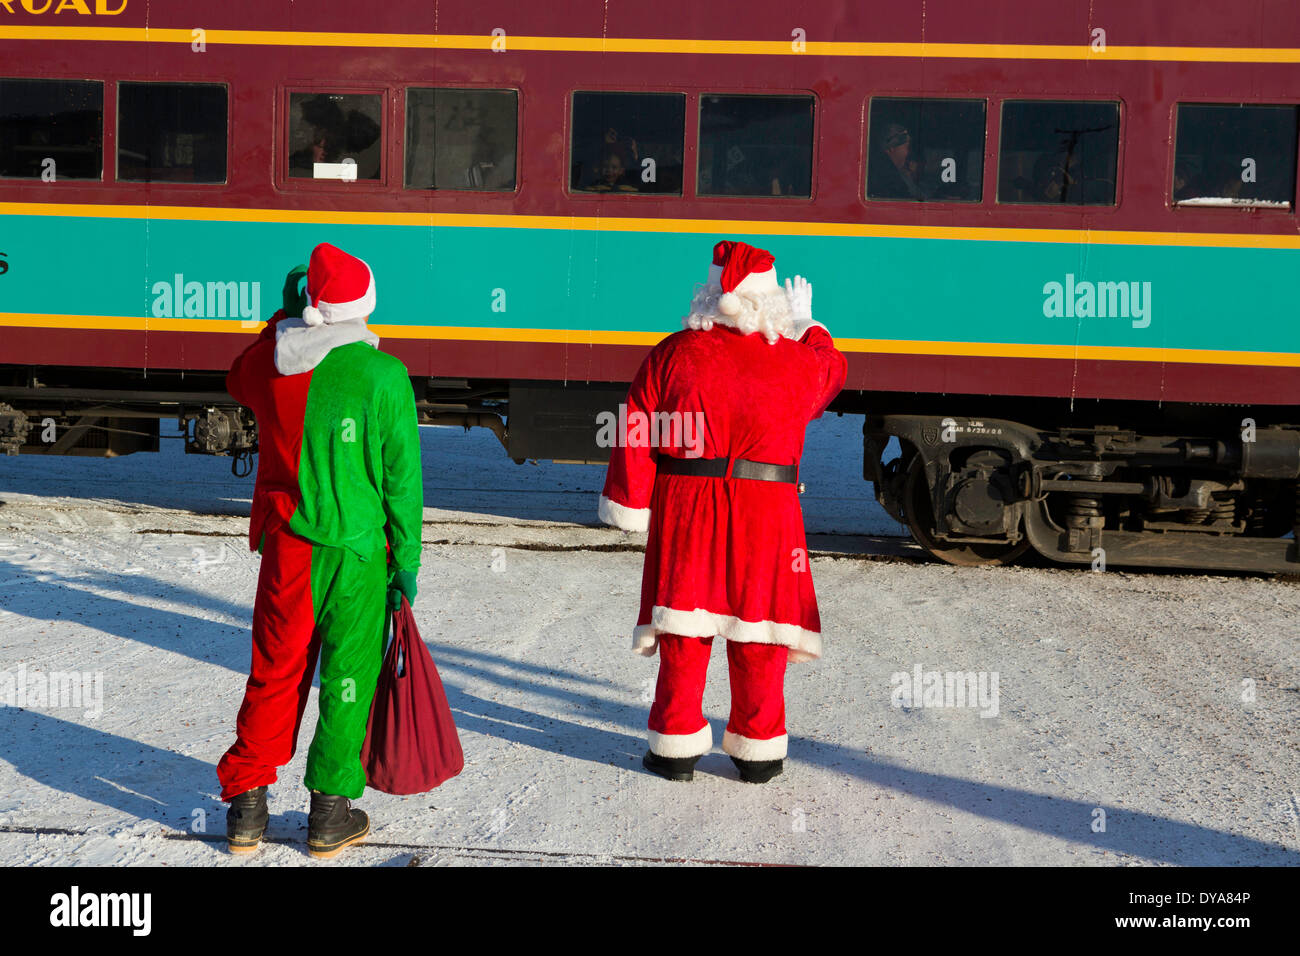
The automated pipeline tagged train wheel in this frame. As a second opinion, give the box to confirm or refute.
[903,458,1030,567]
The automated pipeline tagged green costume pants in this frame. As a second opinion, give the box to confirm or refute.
[218,522,388,800]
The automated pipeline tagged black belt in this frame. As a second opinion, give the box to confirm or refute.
[657,456,799,484]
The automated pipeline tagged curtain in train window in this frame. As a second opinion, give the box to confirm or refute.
[1173,104,1298,209]
[405,89,518,190]
[288,92,383,181]
[997,100,1119,205]
[698,94,814,198]
[867,97,986,202]
[118,82,227,183]
[569,92,684,195]
[0,78,103,181]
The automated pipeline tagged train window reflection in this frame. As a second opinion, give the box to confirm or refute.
[997,100,1119,205]
[698,94,814,197]
[405,88,518,191]
[570,92,684,195]
[0,78,103,181]
[1173,104,1298,209]
[118,82,227,184]
[867,97,986,202]
[288,92,383,181]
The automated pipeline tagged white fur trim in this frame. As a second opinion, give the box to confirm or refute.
[274,316,380,375]
[722,730,788,761]
[637,606,822,661]
[648,723,713,758]
[731,267,779,298]
[632,624,659,657]
[312,263,376,325]
[788,318,829,341]
[597,494,649,533]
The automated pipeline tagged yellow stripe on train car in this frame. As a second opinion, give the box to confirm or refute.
[3,26,1300,63]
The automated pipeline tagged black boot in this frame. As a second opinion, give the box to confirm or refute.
[731,756,784,784]
[642,749,701,782]
[226,786,269,854]
[307,791,370,859]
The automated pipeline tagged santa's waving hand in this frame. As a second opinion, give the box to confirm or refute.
[598,240,847,784]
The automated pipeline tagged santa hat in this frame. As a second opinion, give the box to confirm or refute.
[300,242,376,327]
[709,240,780,316]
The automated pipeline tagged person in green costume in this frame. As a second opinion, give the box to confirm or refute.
[217,243,423,859]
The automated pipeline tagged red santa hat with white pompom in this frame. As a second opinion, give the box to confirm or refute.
[709,240,780,315]
[300,242,376,327]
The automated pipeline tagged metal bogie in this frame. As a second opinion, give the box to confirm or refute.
[868,413,1300,573]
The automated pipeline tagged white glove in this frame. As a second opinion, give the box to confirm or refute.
[784,275,827,339]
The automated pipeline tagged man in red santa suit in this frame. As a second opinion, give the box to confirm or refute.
[598,240,847,783]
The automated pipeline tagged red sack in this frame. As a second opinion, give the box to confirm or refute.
[361,596,464,795]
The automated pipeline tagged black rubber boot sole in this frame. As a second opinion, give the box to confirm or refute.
[228,833,264,854]
[732,757,784,784]
[642,750,701,782]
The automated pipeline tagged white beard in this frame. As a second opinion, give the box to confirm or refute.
[682,284,795,344]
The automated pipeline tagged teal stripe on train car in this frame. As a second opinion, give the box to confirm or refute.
[4,213,1298,354]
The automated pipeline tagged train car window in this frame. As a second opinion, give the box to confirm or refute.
[569,92,684,195]
[288,92,383,181]
[867,97,985,202]
[118,82,227,184]
[997,100,1119,205]
[1172,104,1298,209]
[0,78,103,180]
[698,94,814,198]
[405,88,518,191]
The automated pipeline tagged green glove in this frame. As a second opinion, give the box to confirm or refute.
[283,264,308,319]
[387,568,418,611]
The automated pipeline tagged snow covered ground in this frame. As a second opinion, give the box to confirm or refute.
[1,413,1297,866]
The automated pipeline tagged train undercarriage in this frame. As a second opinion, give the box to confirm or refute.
[0,367,513,474]
[866,401,1300,574]
[4,366,1299,574]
